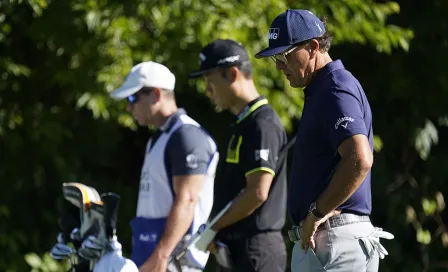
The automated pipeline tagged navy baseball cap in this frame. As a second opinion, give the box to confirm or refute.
[188,39,249,78]
[255,9,325,58]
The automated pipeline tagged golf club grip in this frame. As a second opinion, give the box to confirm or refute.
[101,193,120,239]
[184,200,234,252]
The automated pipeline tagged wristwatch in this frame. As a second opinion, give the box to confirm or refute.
[309,202,325,219]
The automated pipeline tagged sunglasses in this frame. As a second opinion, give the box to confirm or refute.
[270,45,298,64]
[127,93,139,104]
[126,88,152,104]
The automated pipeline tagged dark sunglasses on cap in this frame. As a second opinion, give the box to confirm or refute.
[270,40,314,64]
[270,45,298,64]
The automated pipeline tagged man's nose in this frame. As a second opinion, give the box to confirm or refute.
[275,60,286,71]
[126,103,133,112]
[205,85,213,97]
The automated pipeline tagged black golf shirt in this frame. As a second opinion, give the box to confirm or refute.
[214,96,288,239]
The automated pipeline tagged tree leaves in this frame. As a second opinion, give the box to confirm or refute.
[417,228,431,245]
[415,120,438,160]
[48,0,412,132]
[25,252,69,272]
[1,0,446,271]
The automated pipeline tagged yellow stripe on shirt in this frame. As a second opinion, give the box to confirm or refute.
[245,167,275,177]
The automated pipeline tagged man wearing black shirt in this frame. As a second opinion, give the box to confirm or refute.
[189,39,288,272]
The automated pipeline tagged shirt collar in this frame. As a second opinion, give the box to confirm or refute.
[236,96,268,123]
[159,108,187,132]
[304,59,345,97]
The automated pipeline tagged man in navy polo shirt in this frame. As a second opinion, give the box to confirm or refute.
[255,9,394,272]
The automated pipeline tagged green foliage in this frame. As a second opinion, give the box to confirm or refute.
[415,120,439,160]
[4,0,410,131]
[416,228,431,245]
[25,252,70,272]
[422,198,437,216]
[0,0,447,271]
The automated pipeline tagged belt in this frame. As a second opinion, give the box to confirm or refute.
[288,213,370,243]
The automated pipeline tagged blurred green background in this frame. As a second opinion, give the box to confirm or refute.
[1,0,447,271]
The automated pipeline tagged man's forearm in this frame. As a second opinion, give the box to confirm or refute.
[316,156,371,215]
[212,190,264,231]
[153,199,196,258]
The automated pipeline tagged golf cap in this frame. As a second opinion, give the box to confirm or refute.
[255,9,325,58]
[188,39,249,78]
[110,61,175,99]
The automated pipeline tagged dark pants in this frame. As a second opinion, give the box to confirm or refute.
[216,231,287,272]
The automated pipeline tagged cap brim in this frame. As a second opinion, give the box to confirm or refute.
[110,84,142,100]
[188,67,218,78]
[254,45,291,59]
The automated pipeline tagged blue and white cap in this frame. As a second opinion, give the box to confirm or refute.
[255,9,325,58]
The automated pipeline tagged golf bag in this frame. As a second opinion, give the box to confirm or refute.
[50,182,138,272]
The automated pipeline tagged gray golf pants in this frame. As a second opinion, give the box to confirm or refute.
[291,222,382,272]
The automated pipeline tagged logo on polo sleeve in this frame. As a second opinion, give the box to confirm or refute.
[199,53,206,64]
[268,28,280,40]
[334,117,354,129]
[186,154,198,169]
[255,149,270,161]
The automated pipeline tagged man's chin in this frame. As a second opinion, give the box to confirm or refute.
[289,81,298,88]
[211,103,224,112]
[289,80,305,88]
[135,119,149,126]
[285,77,296,87]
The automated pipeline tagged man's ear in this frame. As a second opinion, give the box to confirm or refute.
[228,66,239,82]
[309,39,320,57]
[150,87,162,102]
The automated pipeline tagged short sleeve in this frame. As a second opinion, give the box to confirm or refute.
[241,120,283,177]
[165,125,215,176]
[323,89,367,150]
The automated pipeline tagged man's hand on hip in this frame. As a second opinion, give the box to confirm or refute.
[300,210,341,252]
[208,241,218,255]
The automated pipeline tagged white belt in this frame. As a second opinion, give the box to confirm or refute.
[288,213,371,243]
